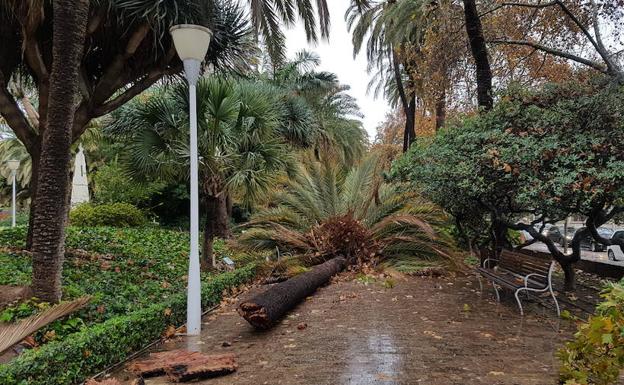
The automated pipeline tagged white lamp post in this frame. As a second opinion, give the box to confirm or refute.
[7,159,19,227]
[170,24,212,336]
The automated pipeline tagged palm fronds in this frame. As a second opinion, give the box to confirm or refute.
[239,154,460,270]
[0,296,91,354]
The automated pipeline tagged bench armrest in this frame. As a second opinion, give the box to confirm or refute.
[523,272,548,288]
[482,258,498,269]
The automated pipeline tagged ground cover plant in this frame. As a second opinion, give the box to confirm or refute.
[0,226,257,384]
[0,226,246,340]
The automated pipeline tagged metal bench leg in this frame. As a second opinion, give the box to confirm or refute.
[549,285,560,317]
[477,273,483,292]
[514,289,524,316]
[492,282,500,302]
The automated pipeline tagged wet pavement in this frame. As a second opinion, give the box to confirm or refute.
[109,274,583,385]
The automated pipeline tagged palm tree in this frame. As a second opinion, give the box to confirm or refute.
[27,0,90,303]
[239,154,458,271]
[268,51,368,166]
[0,0,334,302]
[0,0,254,301]
[109,78,315,268]
[347,0,458,149]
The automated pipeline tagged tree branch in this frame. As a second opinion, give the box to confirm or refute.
[489,39,607,72]
[91,70,166,118]
[479,1,557,19]
[587,206,624,247]
[92,23,150,106]
[0,73,37,152]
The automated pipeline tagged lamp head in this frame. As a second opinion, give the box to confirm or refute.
[7,159,19,172]
[169,24,212,62]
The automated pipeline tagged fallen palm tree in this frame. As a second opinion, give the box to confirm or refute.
[0,296,91,354]
[238,257,346,329]
[236,155,460,330]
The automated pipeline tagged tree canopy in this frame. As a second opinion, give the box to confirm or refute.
[392,78,624,287]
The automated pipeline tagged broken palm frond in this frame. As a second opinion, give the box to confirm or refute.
[0,296,91,354]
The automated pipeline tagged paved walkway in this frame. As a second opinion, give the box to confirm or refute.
[112,275,577,385]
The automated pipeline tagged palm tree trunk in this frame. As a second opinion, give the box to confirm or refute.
[202,176,231,270]
[26,145,40,250]
[30,0,89,303]
[462,0,493,111]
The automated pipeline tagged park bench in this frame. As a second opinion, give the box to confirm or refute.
[476,249,560,316]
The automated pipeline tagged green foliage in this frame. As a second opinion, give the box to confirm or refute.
[92,162,164,206]
[0,226,257,384]
[392,80,624,240]
[69,203,146,227]
[109,77,306,207]
[558,282,624,385]
[0,226,26,248]
[0,211,29,228]
[239,154,459,269]
[0,265,256,385]
[0,227,249,325]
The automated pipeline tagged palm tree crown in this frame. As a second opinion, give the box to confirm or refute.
[239,154,458,271]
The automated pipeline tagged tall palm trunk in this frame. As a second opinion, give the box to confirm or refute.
[30,0,89,303]
[202,175,231,270]
[462,0,493,111]
[26,146,40,249]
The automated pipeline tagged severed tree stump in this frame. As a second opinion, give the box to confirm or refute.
[128,350,236,381]
[166,353,237,382]
[238,257,346,329]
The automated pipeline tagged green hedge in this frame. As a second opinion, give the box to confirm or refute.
[70,203,146,227]
[0,265,256,385]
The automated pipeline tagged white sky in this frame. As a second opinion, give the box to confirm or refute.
[284,0,391,139]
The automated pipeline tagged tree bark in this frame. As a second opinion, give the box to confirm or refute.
[26,146,40,250]
[435,90,446,130]
[402,94,416,152]
[30,0,89,303]
[202,176,231,270]
[561,262,575,291]
[462,0,493,111]
[238,257,347,329]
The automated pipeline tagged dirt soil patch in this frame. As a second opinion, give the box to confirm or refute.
[0,285,32,309]
[110,275,586,385]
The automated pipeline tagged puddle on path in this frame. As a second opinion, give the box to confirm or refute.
[341,332,402,384]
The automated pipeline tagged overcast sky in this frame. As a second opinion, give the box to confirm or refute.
[284,0,391,140]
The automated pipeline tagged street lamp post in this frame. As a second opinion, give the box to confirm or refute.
[7,160,19,227]
[170,24,212,336]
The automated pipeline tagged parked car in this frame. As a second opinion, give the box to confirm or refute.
[607,230,624,261]
[546,226,581,246]
[578,227,614,252]
[546,226,563,244]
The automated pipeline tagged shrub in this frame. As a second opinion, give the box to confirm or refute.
[0,265,256,385]
[92,162,164,206]
[558,282,624,385]
[70,203,146,227]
